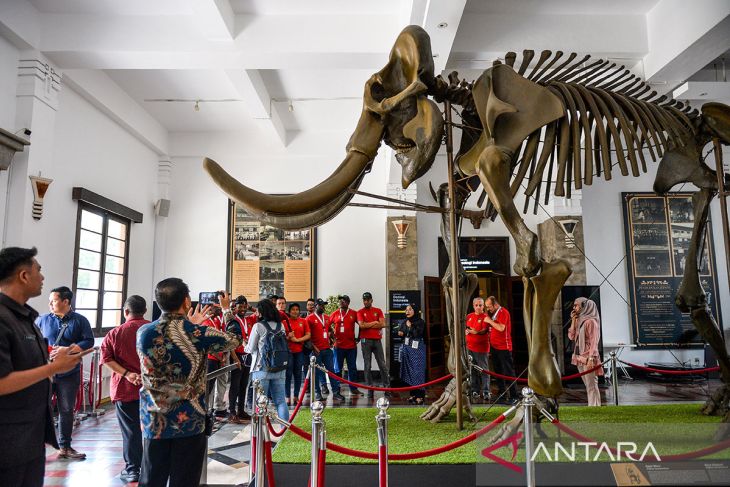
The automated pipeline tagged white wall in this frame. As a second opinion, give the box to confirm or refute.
[0,35,19,245]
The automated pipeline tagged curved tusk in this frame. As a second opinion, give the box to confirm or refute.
[204,110,384,217]
[251,176,365,230]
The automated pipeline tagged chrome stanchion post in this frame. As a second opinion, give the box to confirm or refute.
[610,352,619,406]
[522,387,536,487]
[310,401,324,487]
[254,394,268,487]
[88,347,105,417]
[309,355,317,400]
[249,379,261,484]
[376,397,390,487]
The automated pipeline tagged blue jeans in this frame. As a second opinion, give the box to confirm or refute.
[286,351,306,399]
[251,370,289,421]
[314,348,339,395]
[53,371,80,449]
[334,347,359,392]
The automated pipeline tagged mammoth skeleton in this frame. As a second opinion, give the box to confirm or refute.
[206,26,730,424]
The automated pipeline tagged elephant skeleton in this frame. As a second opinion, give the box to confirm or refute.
[205,26,730,424]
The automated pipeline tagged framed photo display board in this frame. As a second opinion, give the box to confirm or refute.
[622,192,722,347]
[227,200,315,303]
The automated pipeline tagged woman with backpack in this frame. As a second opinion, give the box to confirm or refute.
[245,299,290,421]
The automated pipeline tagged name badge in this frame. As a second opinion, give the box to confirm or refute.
[411,340,419,349]
[323,332,328,339]
[405,337,410,346]
[340,326,345,333]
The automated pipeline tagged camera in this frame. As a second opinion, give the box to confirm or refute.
[199,291,221,306]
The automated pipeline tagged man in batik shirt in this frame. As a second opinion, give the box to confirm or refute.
[137,279,240,487]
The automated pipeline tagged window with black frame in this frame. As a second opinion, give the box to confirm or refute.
[72,205,130,335]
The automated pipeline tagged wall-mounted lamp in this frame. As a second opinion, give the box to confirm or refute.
[29,173,53,220]
[392,219,411,249]
[557,218,580,249]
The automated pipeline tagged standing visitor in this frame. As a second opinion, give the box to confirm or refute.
[484,296,516,403]
[306,298,343,402]
[285,303,310,404]
[358,292,390,398]
[568,297,603,407]
[228,296,253,423]
[330,295,362,397]
[397,303,426,405]
[465,297,491,401]
[100,295,150,483]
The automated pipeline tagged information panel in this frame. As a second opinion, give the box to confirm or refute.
[228,201,315,303]
[622,192,721,347]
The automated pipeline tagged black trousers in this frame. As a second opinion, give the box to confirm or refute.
[228,354,250,416]
[491,348,518,399]
[0,455,45,487]
[115,400,142,476]
[140,433,206,487]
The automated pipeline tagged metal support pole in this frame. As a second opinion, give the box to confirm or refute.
[610,352,619,406]
[249,379,260,484]
[713,138,730,292]
[522,387,536,487]
[87,347,104,417]
[310,355,317,400]
[254,394,268,487]
[376,397,390,487]
[310,401,324,487]
[445,99,464,430]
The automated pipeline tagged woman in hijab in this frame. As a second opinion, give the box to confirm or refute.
[397,303,427,405]
[568,297,604,406]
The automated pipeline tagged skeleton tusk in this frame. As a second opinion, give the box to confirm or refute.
[204,109,384,217]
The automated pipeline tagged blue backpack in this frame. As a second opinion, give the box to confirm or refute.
[261,321,289,372]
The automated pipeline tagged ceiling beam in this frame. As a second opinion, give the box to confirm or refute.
[643,0,730,94]
[420,0,467,74]
[0,0,40,49]
[225,69,287,146]
[190,0,236,41]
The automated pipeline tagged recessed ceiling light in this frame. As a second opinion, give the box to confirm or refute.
[437,22,448,29]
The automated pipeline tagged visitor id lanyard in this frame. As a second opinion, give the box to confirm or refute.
[339,309,348,333]
[315,313,327,339]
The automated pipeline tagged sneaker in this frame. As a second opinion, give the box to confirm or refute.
[59,447,86,460]
[315,395,323,402]
[285,397,291,406]
[482,392,492,402]
[333,391,346,401]
[321,385,330,396]
[384,391,392,398]
[349,389,363,396]
[120,470,140,483]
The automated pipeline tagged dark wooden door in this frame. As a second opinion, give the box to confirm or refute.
[423,276,447,380]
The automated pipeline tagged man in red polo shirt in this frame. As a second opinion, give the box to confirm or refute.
[306,298,343,402]
[100,295,150,483]
[484,296,515,403]
[204,307,230,417]
[330,295,362,397]
[357,292,390,398]
[228,296,254,423]
[465,297,491,402]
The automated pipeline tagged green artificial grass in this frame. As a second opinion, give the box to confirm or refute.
[271,404,728,464]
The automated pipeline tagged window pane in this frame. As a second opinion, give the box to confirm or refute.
[79,230,102,251]
[101,310,121,327]
[76,289,98,308]
[105,255,125,274]
[106,237,126,257]
[76,269,100,290]
[76,309,97,326]
[108,220,127,241]
[81,210,103,233]
[79,249,101,270]
[104,273,124,292]
[103,292,123,309]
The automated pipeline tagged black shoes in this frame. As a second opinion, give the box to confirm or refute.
[333,391,346,401]
[321,385,330,396]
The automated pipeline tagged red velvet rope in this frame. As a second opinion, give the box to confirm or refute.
[479,361,605,382]
[264,440,276,487]
[551,418,730,461]
[317,448,326,487]
[287,411,508,460]
[267,376,310,438]
[251,436,257,475]
[324,369,453,391]
[617,360,720,375]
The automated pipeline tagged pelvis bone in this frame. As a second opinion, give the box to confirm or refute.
[204,25,444,230]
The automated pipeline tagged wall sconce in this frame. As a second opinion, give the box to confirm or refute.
[392,219,410,249]
[557,218,579,249]
[29,174,53,220]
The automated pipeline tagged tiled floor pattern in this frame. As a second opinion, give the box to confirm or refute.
[42,377,720,485]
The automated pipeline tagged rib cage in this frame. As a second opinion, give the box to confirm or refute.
[482,49,700,217]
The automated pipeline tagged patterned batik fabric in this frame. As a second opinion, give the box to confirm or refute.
[137,312,240,440]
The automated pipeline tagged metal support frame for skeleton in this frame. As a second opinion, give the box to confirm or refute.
[205,25,730,425]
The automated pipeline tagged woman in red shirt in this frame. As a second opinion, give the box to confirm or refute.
[285,303,311,403]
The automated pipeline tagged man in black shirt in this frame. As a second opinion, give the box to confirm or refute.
[0,247,82,487]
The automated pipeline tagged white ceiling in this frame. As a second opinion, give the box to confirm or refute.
[3,0,728,144]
